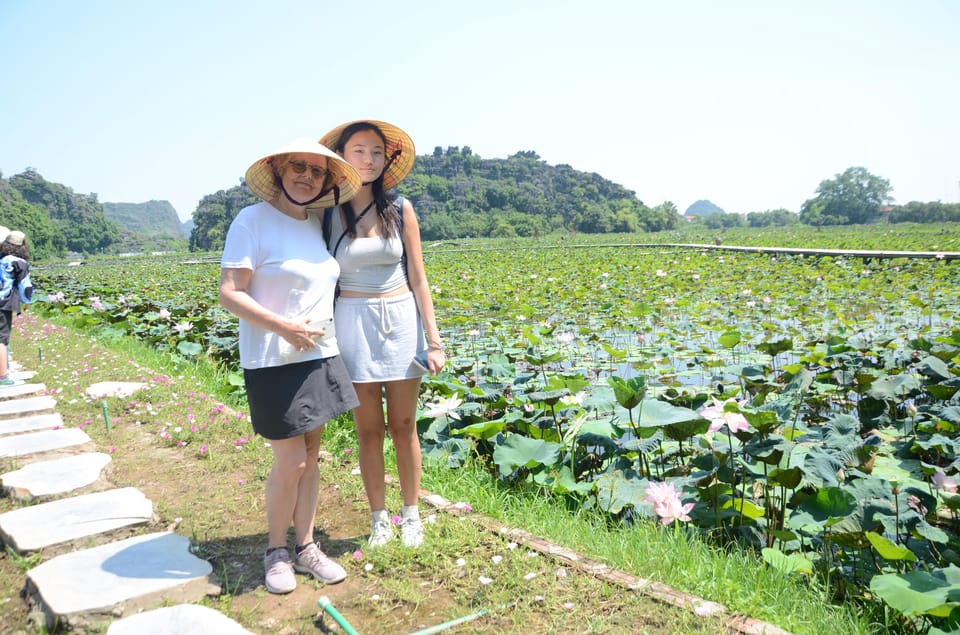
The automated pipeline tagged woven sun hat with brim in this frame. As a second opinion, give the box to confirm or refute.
[244,137,362,209]
[319,120,415,190]
[6,230,26,246]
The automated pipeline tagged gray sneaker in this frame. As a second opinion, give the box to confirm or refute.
[293,543,346,584]
[263,547,296,594]
[399,516,424,548]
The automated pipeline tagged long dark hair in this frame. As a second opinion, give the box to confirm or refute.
[334,122,402,239]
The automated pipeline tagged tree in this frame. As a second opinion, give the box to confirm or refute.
[800,167,893,226]
[747,208,800,227]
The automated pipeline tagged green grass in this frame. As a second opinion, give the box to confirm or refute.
[418,457,880,634]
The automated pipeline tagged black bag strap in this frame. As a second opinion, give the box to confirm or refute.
[321,207,333,249]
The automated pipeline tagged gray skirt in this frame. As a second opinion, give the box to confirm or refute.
[334,292,427,383]
[244,356,359,440]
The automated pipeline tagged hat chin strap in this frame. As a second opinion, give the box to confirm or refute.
[279,182,340,207]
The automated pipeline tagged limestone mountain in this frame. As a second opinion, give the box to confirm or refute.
[685,200,726,217]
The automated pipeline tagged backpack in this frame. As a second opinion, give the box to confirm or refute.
[0,255,33,305]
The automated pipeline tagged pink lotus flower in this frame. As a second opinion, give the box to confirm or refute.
[643,480,695,525]
[699,397,751,434]
[933,472,958,493]
[158,308,171,318]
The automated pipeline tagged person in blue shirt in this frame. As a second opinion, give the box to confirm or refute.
[0,228,34,387]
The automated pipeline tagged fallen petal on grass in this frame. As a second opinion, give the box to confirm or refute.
[693,601,725,617]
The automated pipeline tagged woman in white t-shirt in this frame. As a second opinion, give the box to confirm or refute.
[219,138,361,595]
[319,120,445,549]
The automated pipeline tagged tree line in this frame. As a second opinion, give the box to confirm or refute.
[2,158,957,260]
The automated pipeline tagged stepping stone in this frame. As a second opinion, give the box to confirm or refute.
[0,382,47,400]
[106,604,254,635]
[0,427,93,460]
[1,452,112,500]
[10,370,36,382]
[0,486,152,553]
[0,394,57,420]
[25,532,219,632]
[0,413,63,436]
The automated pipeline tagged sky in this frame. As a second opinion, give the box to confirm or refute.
[1,1,958,223]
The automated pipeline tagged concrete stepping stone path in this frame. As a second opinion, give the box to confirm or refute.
[25,531,220,632]
[106,604,255,635]
[0,369,238,633]
[1,451,111,500]
[0,486,152,553]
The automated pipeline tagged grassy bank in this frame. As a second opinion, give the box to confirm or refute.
[0,309,884,634]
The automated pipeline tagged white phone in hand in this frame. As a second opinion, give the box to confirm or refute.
[314,318,335,340]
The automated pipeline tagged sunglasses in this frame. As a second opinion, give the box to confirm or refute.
[287,160,328,179]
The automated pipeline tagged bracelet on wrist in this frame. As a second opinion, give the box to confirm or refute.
[428,344,443,351]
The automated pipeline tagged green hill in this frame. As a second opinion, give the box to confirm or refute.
[188,147,683,251]
[103,200,186,237]
[0,169,188,259]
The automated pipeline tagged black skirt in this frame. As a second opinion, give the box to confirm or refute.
[244,356,359,440]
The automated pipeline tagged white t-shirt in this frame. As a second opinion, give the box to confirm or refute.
[221,201,341,369]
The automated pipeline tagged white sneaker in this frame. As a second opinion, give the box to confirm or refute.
[369,512,394,547]
[400,516,424,548]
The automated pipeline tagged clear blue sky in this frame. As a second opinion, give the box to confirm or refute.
[2,0,957,222]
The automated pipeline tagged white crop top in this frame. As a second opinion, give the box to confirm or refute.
[328,206,408,294]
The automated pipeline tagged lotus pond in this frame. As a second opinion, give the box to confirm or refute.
[31,227,960,631]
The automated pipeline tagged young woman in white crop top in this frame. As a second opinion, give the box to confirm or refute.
[320,120,445,548]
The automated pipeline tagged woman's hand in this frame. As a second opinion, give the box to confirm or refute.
[279,318,328,351]
[426,347,446,375]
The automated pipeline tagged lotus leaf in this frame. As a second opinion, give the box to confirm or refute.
[594,470,647,515]
[870,568,960,617]
[492,433,561,476]
[761,547,813,575]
